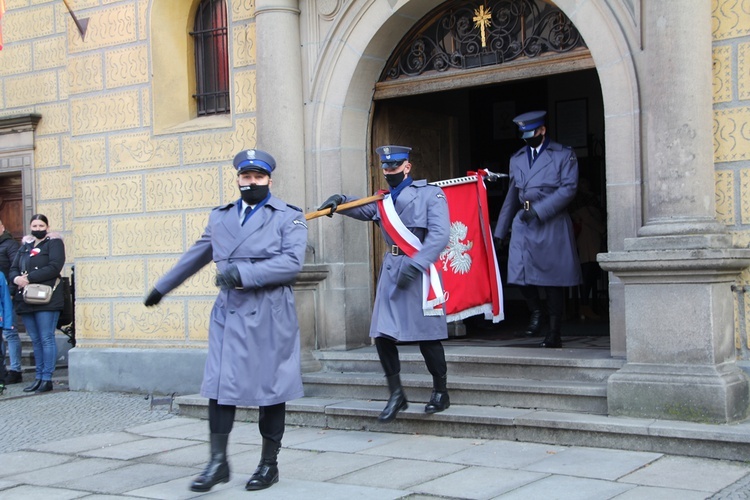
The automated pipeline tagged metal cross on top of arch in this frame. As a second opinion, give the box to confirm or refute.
[380,0,586,81]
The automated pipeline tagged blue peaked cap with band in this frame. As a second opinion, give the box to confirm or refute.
[376,145,411,167]
[513,110,547,139]
[233,149,276,175]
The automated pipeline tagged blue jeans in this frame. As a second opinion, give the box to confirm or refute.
[2,328,22,372]
[21,311,60,381]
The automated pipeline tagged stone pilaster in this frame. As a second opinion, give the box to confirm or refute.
[599,1,750,423]
[255,0,306,207]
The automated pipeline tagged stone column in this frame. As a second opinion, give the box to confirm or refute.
[599,1,750,423]
[254,0,305,206]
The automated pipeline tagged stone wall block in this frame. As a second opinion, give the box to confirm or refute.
[71,137,107,176]
[35,102,69,135]
[33,35,66,70]
[34,136,61,168]
[5,71,58,107]
[112,215,183,255]
[114,302,185,340]
[67,4,137,53]
[147,257,216,295]
[71,90,140,135]
[75,302,112,340]
[740,42,750,100]
[0,44,32,76]
[233,69,256,114]
[714,107,750,162]
[74,175,142,216]
[73,220,109,257]
[2,5,55,43]
[67,53,104,95]
[716,170,735,225]
[231,0,255,22]
[187,301,213,341]
[77,259,144,298]
[712,0,750,40]
[145,168,220,211]
[38,168,72,200]
[233,23,256,67]
[110,132,180,172]
[106,45,149,89]
[713,45,733,103]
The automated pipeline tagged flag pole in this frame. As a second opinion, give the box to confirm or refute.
[305,171,507,221]
[61,0,88,40]
[305,194,384,221]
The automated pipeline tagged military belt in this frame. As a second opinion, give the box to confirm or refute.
[391,245,406,256]
[524,201,532,211]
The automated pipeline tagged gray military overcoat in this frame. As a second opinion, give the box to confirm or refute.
[494,141,582,287]
[341,179,450,342]
[154,196,307,407]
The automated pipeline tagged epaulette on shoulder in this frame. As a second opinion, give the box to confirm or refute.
[286,204,302,212]
[215,203,234,211]
[512,148,525,158]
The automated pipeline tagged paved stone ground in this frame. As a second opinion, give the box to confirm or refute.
[0,370,175,454]
[2,371,750,498]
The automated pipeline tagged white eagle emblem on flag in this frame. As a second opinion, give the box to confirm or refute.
[440,221,473,274]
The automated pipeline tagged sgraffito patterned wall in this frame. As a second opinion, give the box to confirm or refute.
[0,0,257,346]
[712,0,750,359]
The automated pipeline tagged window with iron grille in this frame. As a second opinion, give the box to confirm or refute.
[191,0,229,116]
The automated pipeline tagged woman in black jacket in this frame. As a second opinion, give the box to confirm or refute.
[9,214,66,393]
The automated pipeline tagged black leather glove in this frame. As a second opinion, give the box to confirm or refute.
[144,288,163,307]
[317,194,345,217]
[215,264,242,290]
[397,263,422,289]
[520,207,538,224]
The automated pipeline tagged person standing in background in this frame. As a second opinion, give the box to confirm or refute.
[9,214,66,392]
[0,219,21,385]
[494,111,581,348]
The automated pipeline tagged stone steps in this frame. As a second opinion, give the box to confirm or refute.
[173,394,750,462]
[172,345,750,461]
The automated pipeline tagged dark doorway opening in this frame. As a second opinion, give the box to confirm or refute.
[372,68,609,346]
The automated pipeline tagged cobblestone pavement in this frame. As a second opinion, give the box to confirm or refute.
[710,474,750,500]
[0,372,175,454]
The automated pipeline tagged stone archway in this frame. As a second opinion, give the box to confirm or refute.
[307,0,640,356]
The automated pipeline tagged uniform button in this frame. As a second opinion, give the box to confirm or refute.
[251,311,256,315]
[229,310,235,314]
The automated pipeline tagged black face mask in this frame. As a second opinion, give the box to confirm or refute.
[384,171,405,188]
[240,184,269,205]
[31,230,47,240]
[524,134,544,149]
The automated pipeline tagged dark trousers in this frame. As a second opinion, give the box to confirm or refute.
[579,262,599,307]
[520,285,565,318]
[209,399,286,444]
[375,336,447,379]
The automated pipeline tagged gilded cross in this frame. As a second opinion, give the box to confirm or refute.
[473,4,492,48]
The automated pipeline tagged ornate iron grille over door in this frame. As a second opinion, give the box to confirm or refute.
[191,0,229,116]
[381,0,586,82]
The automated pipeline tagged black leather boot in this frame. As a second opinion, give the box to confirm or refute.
[190,433,230,492]
[245,438,281,491]
[424,375,450,414]
[4,370,22,384]
[23,379,42,392]
[35,380,53,393]
[378,374,408,422]
[540,316,562,348]
[524,309,545,336]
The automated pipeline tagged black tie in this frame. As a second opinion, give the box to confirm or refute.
[532,149,538,162]
[242,206,251,225]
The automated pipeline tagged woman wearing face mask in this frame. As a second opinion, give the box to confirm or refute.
[9,214,66,393]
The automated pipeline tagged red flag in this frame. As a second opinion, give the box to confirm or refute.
[0,0,5,51]
[437,171,504,323]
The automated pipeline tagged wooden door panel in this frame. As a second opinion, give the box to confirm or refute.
[370,102,457,292]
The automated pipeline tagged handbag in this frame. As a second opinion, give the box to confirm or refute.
[22,278,60,305]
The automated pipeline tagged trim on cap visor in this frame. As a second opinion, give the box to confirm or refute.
[236,159,272,174]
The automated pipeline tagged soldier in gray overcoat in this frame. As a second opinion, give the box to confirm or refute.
[318,145,451,423]
[494,111,582,348]
[144,149,307,493]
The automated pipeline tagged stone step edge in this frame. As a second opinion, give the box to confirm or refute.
[314,349,624,369]
[302,371,607,396]
[174,394,750,459]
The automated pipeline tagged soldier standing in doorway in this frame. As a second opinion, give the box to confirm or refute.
[494,111,581,348]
